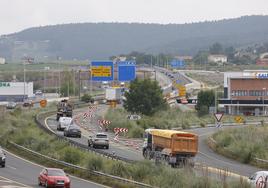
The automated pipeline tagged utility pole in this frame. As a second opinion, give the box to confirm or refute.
[58,60,61,97]
[78,70,81,100]
[23,61,26,101]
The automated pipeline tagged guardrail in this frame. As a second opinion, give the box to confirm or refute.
[8,141,154,188]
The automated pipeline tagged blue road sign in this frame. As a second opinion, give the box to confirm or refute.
[170,60,185,68]
[118,61,136,82]
[91,61,114,81]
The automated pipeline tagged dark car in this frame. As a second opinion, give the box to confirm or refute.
[0,148,6,167]
[38,168,70,188]
[23,99,33,107]
[63,124,81,138]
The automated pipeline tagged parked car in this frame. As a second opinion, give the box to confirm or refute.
[38,168,70,188]
[23,99,33,107]
[63,124,81,138]
[57,117,72,131]
[0,148,6,167]
[35,90,43,96]
[6,101,17,109]
[88,133,109,149]
[248,171,268,188]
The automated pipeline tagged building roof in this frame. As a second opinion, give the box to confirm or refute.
[208,54,227,58]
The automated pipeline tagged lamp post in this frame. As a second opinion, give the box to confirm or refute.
[44,66,50,97]
[263,87,266,115]
[23,60,26,101]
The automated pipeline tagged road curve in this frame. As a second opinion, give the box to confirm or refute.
[189,126,264,177]
[0,150,109,188]
[45,107,143,162]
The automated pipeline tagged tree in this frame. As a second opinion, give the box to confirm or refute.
[209,42,223,54]
[123,79,167,116]
[195,90,215,116]
[225,46,235,61]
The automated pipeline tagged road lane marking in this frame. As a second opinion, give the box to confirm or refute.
[195,163,248,180]
[6,165,16,170]
[0,175,31,188]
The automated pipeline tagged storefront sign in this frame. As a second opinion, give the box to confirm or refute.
[255,73,268,79]
[0,82,11,87]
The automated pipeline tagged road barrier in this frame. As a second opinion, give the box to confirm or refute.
[8,141,154,188]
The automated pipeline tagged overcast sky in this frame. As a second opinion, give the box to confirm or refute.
[1,0,268,35]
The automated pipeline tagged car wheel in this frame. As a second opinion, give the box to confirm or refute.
[78,135,81,138]
[38,178,42,186]
[1,164,5,168]
[106,146,109,150]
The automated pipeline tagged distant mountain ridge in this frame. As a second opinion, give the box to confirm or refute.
[1,15,268,61]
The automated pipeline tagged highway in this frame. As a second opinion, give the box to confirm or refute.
[45,107,143,162]
[0,150,109,188]
[44,106,265,179]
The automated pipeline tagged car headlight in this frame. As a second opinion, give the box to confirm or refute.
[2,156,6,160]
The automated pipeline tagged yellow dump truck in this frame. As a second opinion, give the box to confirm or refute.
[142,129,198,167]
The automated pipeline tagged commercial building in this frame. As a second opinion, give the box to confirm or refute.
[0,82,34,102]
[219,70,268,116]
[0,57,6,64]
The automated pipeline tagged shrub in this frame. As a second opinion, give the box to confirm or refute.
[81,94,94,103]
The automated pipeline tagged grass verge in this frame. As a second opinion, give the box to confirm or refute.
[212,126,268,168]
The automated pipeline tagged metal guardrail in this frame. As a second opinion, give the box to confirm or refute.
[35,111,135,163]
[8,141,154,188]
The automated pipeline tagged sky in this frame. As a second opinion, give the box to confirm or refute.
[1,0,268,35]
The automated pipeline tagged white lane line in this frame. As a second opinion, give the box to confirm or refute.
[6,165,16,170]
[0,175,31,187]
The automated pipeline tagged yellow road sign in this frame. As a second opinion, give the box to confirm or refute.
[91,66,112,77]
[40,99,47,108]
[179,86,186,97]
[234,116,244,123]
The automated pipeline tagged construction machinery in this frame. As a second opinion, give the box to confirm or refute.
[56,99,73,121]
[142,129,198,167]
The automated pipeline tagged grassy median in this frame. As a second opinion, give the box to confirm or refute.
[212,126,268,168]
[0,107,251,188]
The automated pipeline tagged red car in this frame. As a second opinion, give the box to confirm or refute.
[38,168,71,188]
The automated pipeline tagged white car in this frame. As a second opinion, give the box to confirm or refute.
[248,171,268,188]
[57,117,73,131]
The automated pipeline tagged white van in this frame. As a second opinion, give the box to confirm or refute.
[249,171,268,188]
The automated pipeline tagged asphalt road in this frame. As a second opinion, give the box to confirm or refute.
[46,107,143,162]
[0,150,109,188]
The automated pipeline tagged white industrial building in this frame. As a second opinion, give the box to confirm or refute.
[0,57,6,64]
[0,82,34,101]
[208,55,227,63]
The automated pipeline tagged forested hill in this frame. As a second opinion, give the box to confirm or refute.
[1,15,268,61]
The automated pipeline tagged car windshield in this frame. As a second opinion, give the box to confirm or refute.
[48,169,66,176]
[96,134,107,138]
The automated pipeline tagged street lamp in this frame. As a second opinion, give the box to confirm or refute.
[44,66,50,97]
[263,87,266,115]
